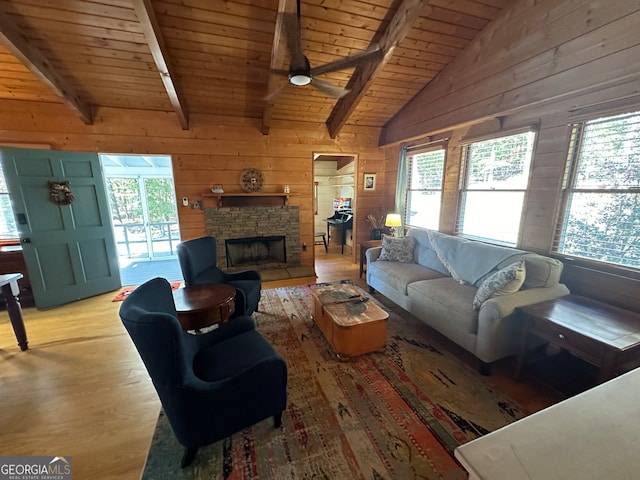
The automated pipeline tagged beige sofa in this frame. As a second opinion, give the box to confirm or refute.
[366,229,570,373]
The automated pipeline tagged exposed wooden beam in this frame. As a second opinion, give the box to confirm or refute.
[325,0,425,138]
[0,9,92,124]
[132,0,188,130]
[262,0,297,135]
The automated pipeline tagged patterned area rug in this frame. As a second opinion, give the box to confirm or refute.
[142,282,527,479]
[112,281,182,302]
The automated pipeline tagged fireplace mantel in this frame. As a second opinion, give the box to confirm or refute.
[203,192,289,207]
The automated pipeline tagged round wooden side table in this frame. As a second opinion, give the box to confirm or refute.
[172,283,236,332]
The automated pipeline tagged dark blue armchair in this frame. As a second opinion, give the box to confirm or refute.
[119,277,287,467]
[177,236,262,317]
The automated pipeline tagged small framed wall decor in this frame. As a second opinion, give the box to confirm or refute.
[363,173,377,191]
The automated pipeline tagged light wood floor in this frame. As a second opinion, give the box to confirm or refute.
[0,246,563,480]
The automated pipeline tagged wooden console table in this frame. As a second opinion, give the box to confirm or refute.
[1,273,28,351]
[515,295,640,384]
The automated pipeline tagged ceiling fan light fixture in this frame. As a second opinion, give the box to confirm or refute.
[288,72,312,86]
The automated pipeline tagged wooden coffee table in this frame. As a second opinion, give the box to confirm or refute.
[310,283,388,359]
[172,283,236,333]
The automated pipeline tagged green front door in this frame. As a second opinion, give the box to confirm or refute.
[0,148,121,309]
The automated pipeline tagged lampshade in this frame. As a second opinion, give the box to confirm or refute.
[385,213,402,227]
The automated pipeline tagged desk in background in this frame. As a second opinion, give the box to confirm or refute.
[326,209,353,255]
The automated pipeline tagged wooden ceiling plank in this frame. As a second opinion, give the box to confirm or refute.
[8,3,142,34]
[326,0,425,138]
[12,0,139,21]
[414,17,480,40]
[429,0,502,21]
[17,17,146,44]
[0,9,92,123]
[162,27,272,55]
[305,0,391,21]
[132,0,188,130]
[154,1,277,35]
[428,5,495,30]
[263,0,296,135]
[28,32,155,57]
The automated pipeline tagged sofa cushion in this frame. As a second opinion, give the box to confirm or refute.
[378,234,415,263]
[407,277,479,333]
[426,229,523,285]
[408,229,450,275]
[368,260,444,295]
[521,254,564,289]
[473,260,526,310]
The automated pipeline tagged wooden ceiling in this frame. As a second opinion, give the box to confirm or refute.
[0,0,511,137]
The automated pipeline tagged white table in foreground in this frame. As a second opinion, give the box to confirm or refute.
[454,367,640,480]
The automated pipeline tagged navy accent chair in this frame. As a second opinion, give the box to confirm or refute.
[119,277,287,468]
[177,236,262,317]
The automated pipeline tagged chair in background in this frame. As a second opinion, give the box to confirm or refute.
[177,236,262,316]
[119,277,287,467]
[314,231,328,253]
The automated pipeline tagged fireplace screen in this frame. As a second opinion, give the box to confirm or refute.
[225,236,286,267]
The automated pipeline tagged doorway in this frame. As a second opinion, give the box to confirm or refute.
[100,154,183,284]
[313,153,357,261]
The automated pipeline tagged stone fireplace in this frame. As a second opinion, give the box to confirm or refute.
[204,206,301,272]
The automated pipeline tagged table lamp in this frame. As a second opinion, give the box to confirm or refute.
[385,213,402,237]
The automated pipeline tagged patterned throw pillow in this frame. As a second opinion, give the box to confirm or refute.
[378,234,415,263]
[473,260,526,310]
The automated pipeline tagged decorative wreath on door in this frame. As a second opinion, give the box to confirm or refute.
[48,181,75,205]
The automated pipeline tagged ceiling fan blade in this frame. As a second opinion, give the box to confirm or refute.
[263,82,289,102]
[269,68,289,77]
[310,78,350,99]
[282,12,303,59]
[311,44,383,76]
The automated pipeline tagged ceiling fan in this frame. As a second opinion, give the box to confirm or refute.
[265,0,382,101]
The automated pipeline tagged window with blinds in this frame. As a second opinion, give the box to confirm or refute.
[456,130,536,246]
[405,147,446,230]
[554,111,640,269]
[0,163,18,239]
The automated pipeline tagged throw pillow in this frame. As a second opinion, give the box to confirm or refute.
[378,234,415,263]
[473,260,526,310]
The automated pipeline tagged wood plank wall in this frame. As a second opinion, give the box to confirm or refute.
[0,101,388,267]
[381,0,640,311]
